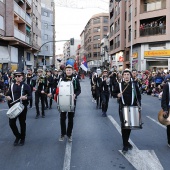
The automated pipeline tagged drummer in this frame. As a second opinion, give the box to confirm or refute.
[112,69,141,153]
[57,64,81,142]
[5,69,32,146]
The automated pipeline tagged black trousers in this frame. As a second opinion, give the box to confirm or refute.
[35,91,45,115]
[60,112,74,137]
[96,88,102,107]
[101,92,110,112]
[44,95,53,108]
[9,106,27,140]
[167,125,170,144]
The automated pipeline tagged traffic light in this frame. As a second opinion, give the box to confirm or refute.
[70,38,74,45]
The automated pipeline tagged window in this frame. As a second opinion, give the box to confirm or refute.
[36,35,38,44]
[93,18,100,24]
[103,17,108,23]
[93,27,100,33]
[36,17,38,26]
[44,11,48,17]
[93,35,100,41]
[0,15,4,30]
[103,26,108,32]
[26,52,31,61]
[93,44,100,49]
[44,23,48,29]
[44,45,48,51]
[44,34,48,40]
[103,35,107,38]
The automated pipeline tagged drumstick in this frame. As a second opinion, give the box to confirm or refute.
[10,95,27,105]
[121,83,129,94]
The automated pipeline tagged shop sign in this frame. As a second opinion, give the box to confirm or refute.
[144,50,170,57]
[132,52,138,58]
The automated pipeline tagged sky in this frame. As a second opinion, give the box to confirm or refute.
[54,0,109,55]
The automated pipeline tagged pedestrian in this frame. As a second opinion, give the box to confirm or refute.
[112,69,141,153]
[5,69,32,146]
[57,65,81,142]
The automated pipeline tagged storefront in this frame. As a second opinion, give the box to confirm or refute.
[144,50,169,72]
[132,52,138,70]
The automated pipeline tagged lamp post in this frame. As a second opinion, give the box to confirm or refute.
[130,1,133,70]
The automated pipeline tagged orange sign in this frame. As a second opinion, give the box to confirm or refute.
[132,52,138,58]
[144,50,170,57]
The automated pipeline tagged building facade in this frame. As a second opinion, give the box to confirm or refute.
[83,13,109,69]
[38,0,55,70]
[109,0,170,72]
[0,0,41,72]
[63,39,81,65]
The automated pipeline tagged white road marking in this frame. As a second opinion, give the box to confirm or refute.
[0,109,8,112]
[147,116,166,129]
[63,140,72,170]
[108,115,163,170]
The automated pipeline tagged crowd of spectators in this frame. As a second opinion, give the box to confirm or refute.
[140,20,166,36]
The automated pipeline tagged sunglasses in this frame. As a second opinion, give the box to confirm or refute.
[15,75,22,77]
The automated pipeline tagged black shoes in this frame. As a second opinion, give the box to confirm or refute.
[122,142,133,154]
[13,138,20,146]
[19,139,25,146]
[122,146,128,154]
[13,138,25,146]
[35,114,40,119]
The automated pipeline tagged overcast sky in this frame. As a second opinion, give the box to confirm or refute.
[54,0,109,55]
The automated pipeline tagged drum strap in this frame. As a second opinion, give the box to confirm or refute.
[11,83,24,102]
[119,83,125,105]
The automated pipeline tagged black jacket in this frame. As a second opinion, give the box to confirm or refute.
[6,82,32,107]
[161,83,169,112]
[113,81,141,106]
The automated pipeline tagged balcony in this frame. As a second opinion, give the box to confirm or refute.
[109,2,114,12]
[140,26,166,37]
[110,16,114,25]
[141,0,166,13]
[14,1,32,25]
[26,14,31,25]
[14,27,31,45]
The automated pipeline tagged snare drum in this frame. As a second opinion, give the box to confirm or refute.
[122,106,142,129]
[6,102,24,119]
[57,81,74,112]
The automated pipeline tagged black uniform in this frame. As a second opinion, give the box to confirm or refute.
[100,76,110,116]
[161,82,170,145]
[35,76,48,118]
[26,74,36,108]
[113,80,141,151]
[6,82,32,142]
[60,75,81,138]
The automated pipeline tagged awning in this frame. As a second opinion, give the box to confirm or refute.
[0,46,10,63]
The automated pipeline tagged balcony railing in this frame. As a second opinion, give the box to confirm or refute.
[14,1,32,25]
[26,14,31,25]
[14,27,31,45]
[140,26,166,37]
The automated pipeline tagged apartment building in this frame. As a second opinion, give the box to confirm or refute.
[63,39,81,65]
[0,0,41,72]
[83,13,109,69]
[38,0,55,69]
[109,0,170,72]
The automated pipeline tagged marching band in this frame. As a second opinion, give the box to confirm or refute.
[1,66,170,157]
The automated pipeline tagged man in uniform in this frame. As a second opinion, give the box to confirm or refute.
[113,69,141,153]
[6,69,32,146]
[57,65,81,142]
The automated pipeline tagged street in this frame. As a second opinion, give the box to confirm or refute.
[0,78,170,170]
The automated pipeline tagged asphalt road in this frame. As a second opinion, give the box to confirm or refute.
[0,78,170,170]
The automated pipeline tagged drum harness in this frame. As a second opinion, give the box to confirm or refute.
[10,83,24,105]
[118,80,141,111]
